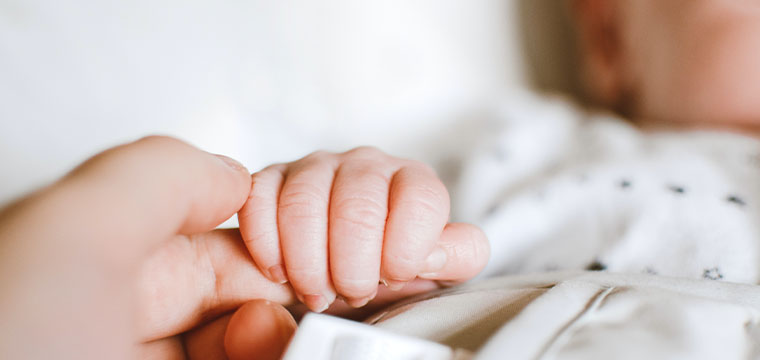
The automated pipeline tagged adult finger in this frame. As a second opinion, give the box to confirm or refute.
[225,300,297,360]
[137,229,294,342]
[381,164,450,290]
[73,136,250,235]
[141,300,297,360]
[329,148,393,307]
[417,223,490,281]
[0,136,252,359]
[183,314,233,360]
[7,136,253,266]
[278,152,338,312]
[239,164,289,284]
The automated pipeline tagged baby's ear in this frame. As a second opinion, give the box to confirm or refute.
[569,0,626,109]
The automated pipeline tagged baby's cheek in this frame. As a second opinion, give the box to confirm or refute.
[638,3,760,127]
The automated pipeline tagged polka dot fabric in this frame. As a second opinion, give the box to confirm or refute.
[455,92,760,284]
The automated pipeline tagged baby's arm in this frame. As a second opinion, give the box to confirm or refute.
[238,147,489,312]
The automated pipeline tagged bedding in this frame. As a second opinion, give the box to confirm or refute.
[367,271,760,359]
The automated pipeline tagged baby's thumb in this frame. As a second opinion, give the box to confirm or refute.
[225,300,297,360]
[418,223,490,282]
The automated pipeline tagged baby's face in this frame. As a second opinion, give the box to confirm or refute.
[582,0,760,131]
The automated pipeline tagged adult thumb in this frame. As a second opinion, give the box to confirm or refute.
[225,300,298,360]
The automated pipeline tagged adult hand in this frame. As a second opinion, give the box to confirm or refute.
[0,136,295,359]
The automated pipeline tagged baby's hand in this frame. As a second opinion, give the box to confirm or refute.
[238,147,489,312]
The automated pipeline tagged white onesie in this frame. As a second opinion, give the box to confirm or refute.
[455,91,760,283]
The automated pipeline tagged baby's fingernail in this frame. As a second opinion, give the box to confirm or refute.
[267,264,288,284]
[347,290,377,308]
[303,294,329,313]
[213,154,247,173]
[383,279,407,291]
[420,247,448,277]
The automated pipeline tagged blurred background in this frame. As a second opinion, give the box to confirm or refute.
[0,0,579,206]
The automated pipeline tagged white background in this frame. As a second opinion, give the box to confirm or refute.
[0,0,576,206]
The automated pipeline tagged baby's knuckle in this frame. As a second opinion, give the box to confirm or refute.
[303,150,332,162]
[128,136,192,162]
[332,198,387,231]
[251,167,281,183]
[408,160,438,176]
[135,135,186,148]
[332,213,383,235]
[278,184,327,218]
[242,228,277,247]
[403,187,449,220]
[424,181,450,207]
[345,146,384,159]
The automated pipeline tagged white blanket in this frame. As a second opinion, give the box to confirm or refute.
[370,271,760,359]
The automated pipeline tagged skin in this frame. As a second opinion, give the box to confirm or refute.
[0,136,488,359]
[239,147,490,312]
[572,0,760,135]
[0,136,296,359]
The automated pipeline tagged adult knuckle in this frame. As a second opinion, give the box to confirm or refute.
[90,136,190,180]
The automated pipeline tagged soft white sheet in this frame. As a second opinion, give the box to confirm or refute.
[370,271,760,359]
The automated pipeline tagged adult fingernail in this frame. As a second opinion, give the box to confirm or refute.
[214,154,248,173]
[420,247,447,275]
[382,279,407,291]
[303,294,329,313]
[267,264,288,284]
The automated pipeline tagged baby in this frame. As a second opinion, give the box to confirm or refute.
[238,0,760,313]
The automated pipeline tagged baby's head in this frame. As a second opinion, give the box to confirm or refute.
[571,0,760,133]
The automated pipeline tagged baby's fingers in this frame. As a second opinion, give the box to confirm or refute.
[418,223,490,282]
[239,164,289,284]
[381,165,450,289]
[277,152,339,312]
[328,153,391,307]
